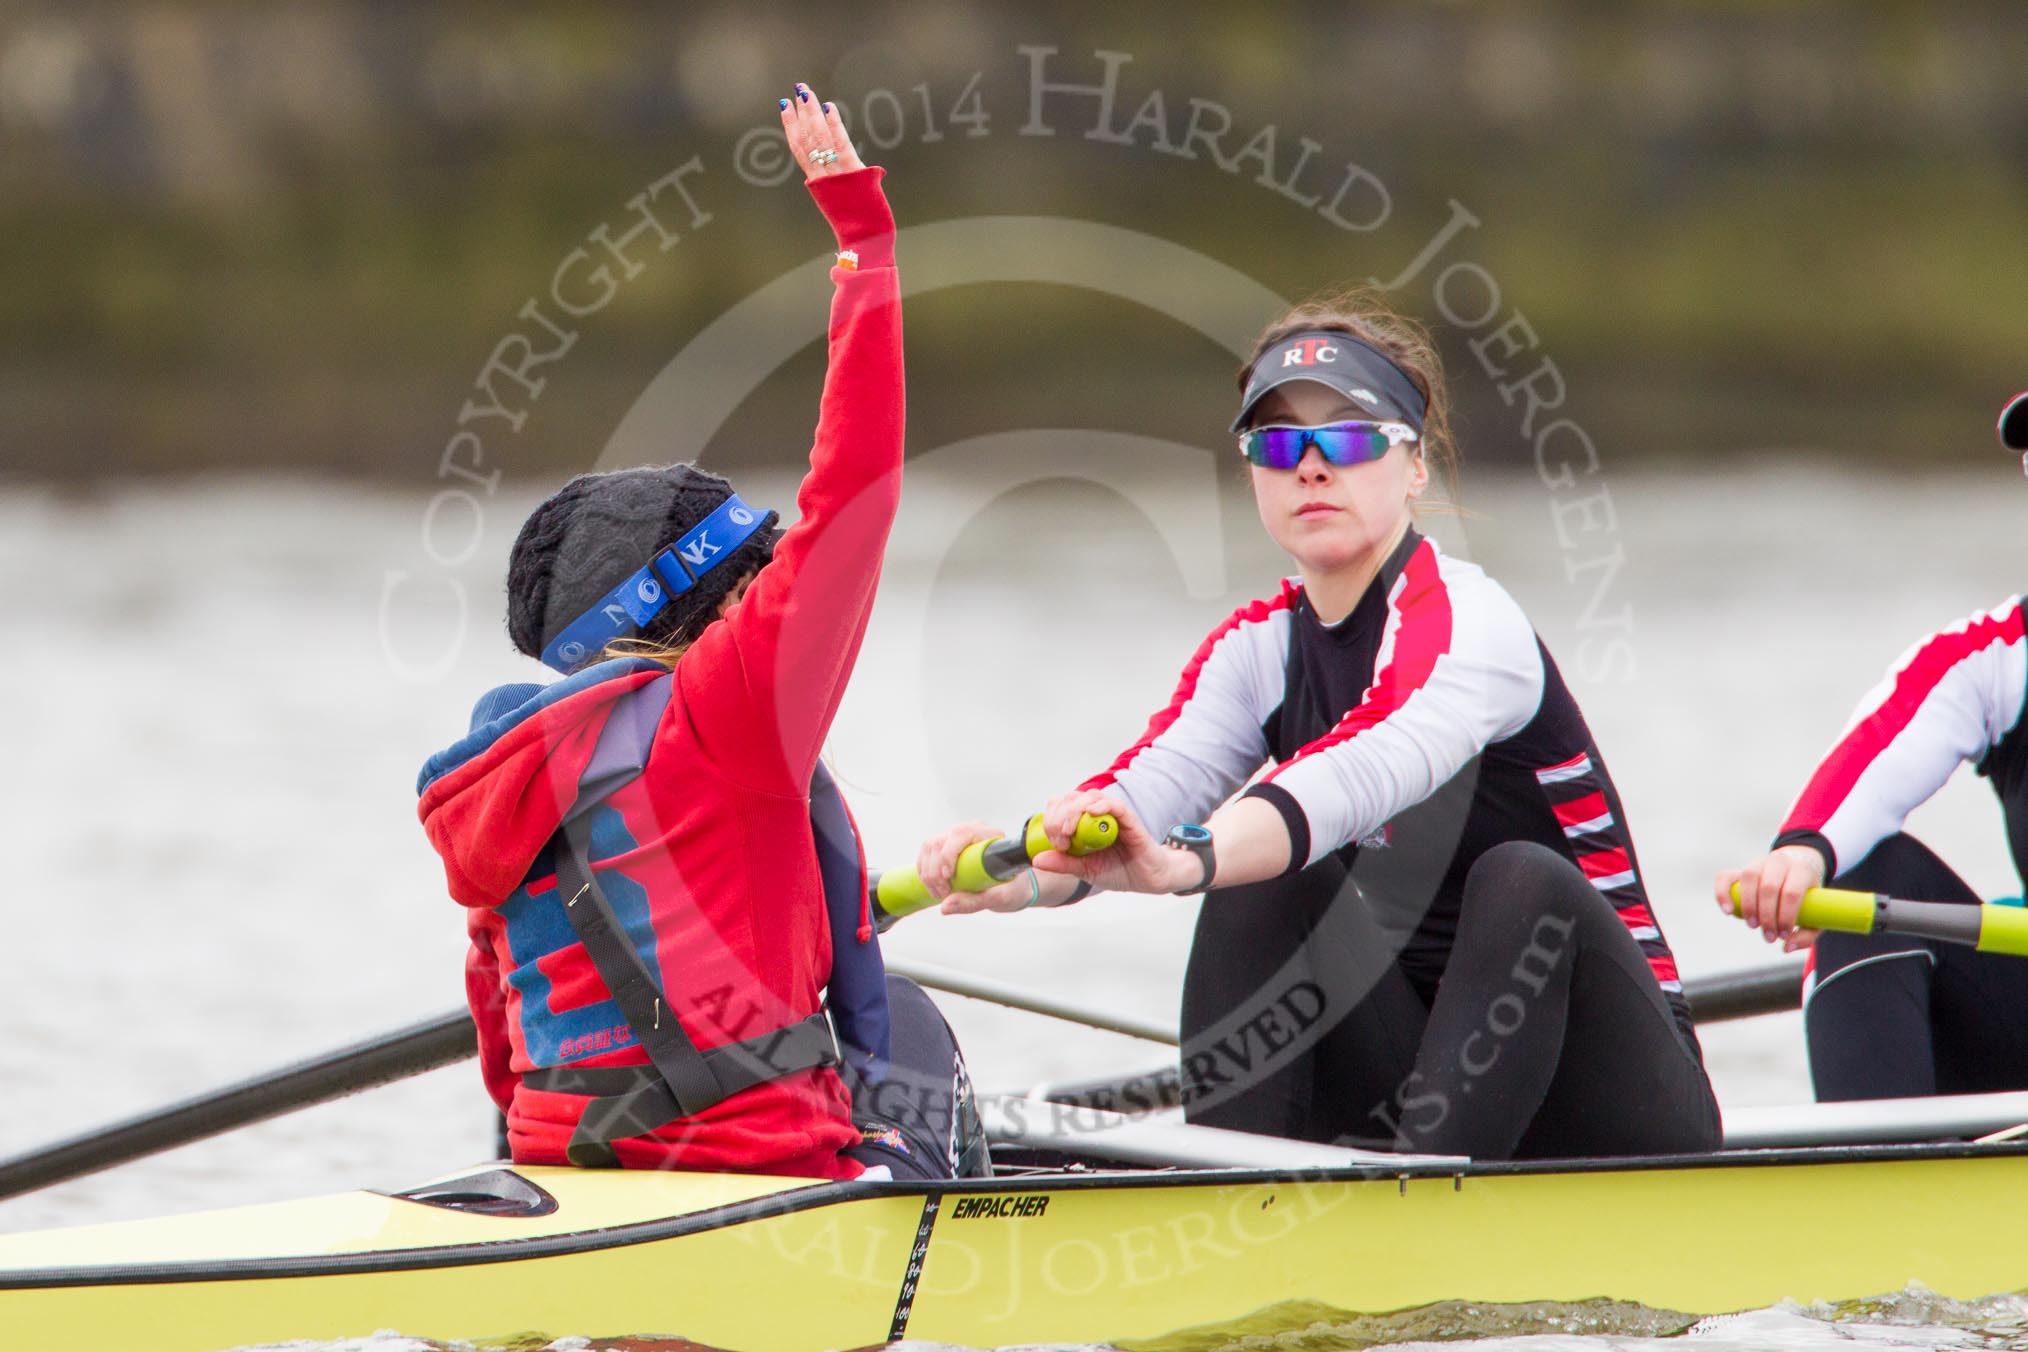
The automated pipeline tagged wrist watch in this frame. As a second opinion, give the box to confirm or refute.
[1163,824,1216,895]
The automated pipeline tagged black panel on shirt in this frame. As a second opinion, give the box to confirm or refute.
[1263,529,1696,1045]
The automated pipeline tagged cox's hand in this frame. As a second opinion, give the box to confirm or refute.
[919,822,1035,916]
[780,82,866,181]
[1717,844,1826,951]
[1034,789,1192,896]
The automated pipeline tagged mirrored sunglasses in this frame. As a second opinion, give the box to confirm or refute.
[1238,420,1419,470]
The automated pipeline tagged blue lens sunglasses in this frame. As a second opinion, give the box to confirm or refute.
[1239,420,1419,471]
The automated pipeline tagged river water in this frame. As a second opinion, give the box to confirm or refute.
[0,466,2021,1349]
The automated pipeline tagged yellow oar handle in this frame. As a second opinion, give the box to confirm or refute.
[1978,905,2028,957]
[1017,811,1117,862]
[1728,883,1881,935]
[872,812,1119,927]
[1729,882,2028,957]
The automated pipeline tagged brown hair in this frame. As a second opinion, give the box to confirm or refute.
[599,634,695,669]
[1238,283,1459,509]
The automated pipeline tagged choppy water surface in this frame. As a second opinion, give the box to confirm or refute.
[1,467,2022,1351]
[206,1289,2028,1351]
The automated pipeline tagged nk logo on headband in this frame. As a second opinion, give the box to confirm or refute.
[677,534,721,569]
[674,503,757,569]
[1282,338,1340,367]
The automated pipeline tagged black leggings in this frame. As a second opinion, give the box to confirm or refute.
[1180,840,1721,1159]
[843,976,990,1180]
[1807,833,2028,1101]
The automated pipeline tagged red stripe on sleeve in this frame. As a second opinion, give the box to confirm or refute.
[1783,605,2026,837]
[1263,541,1453,778]
[1082,582,1297,790]
[1647,953,1680,984]
[1615,902,1656,929]
[1578,847,1632,880]
[1553,791,1609,829]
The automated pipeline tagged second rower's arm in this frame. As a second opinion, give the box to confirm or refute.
[1032,573,1547,896]
[1719,596,2025,945]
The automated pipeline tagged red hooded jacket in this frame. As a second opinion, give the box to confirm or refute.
[417,167,901,1178]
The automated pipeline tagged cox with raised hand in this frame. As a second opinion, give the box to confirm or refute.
[780,81,866,184]
[416,83,990,1185]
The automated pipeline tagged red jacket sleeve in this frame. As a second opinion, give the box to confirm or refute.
[678,167,903,791]
[464,928,516,1114]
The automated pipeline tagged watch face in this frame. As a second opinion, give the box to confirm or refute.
[1171,824,1213,846]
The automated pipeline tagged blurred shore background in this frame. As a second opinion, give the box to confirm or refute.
[1,2,2023,481]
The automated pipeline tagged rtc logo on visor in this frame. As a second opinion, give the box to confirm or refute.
[1280,338,1340,367]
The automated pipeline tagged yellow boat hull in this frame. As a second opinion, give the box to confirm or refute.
[3,1144,2025,1350]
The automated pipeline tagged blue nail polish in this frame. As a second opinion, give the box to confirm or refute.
[824,101,833,113]
[798,88,809,101]
[778,98,789,110]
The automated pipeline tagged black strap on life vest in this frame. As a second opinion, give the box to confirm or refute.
[532,820,841,1167]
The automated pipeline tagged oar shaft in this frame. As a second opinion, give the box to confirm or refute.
[0,1011,476,1204]
[0,958,1168,1203]
[0,946,1812,1201]
[978,1093,1464,1171]
[1722,1088,2028,1149]
[885,958,1177,1045]
[1682,956,1809,1023]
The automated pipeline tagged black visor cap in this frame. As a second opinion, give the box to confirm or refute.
[2001,392,2028,451]
[1232,330,1429,434]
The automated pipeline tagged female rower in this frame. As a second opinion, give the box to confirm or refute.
[418,86,979,1180]
[1719,393,2028,1102]
[917,287,1721,1160]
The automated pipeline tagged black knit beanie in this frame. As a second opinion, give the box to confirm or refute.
[506,464,780,668]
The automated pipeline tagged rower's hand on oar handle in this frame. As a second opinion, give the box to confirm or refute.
[1033,790,1190,896]
[1719,844,1828,950]
[917,821,1034,915]
[903,811,1121,917]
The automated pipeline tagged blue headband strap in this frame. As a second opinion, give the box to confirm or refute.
[539,493,770,673]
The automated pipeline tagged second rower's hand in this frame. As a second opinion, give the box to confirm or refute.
[1033,792,1295,895]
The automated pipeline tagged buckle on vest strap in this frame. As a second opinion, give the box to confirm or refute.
[526,1011,844,1167]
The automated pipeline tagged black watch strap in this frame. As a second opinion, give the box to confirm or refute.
[1164,824,1216,895]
